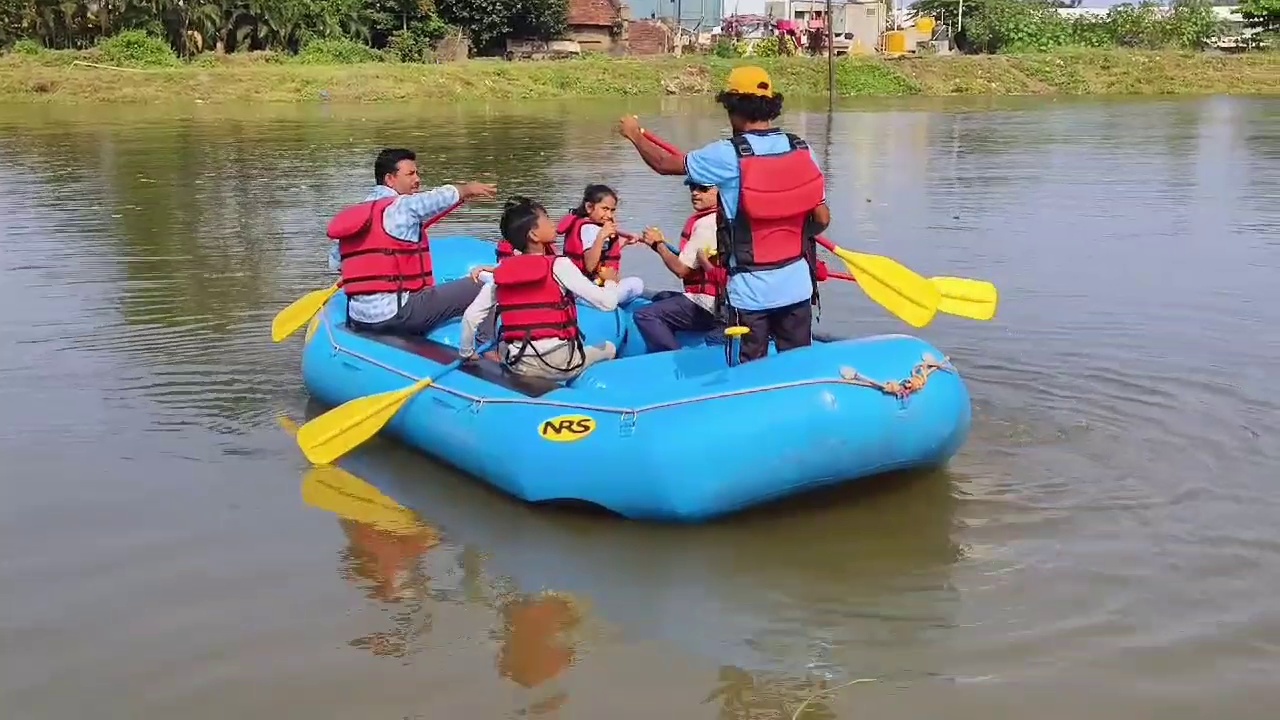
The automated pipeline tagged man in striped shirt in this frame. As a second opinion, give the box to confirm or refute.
[329,148,497,336]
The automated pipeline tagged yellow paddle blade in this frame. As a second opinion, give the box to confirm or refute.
[931,276,999,321]
[296,376,435,466]
[301,466,430,535]
[271,284,340,343]
[831,246,941,329]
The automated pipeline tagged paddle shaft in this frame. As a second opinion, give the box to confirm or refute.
[296,340,495,466]
[641,129,683,157]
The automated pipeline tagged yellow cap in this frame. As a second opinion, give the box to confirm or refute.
[725,66,774,97]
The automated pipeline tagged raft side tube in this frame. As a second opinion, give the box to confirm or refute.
[301,299,971,521]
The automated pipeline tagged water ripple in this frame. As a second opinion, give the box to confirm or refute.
[1,97,1280,717]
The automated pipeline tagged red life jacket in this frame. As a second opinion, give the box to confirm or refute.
[328,197,433,296]
[495,239,556,262]
[493,255,580,344]
[678,208,720,298]
[559,213,621,279]
[721,131,826,274]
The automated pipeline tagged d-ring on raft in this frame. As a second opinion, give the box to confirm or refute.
[296,236,972,523]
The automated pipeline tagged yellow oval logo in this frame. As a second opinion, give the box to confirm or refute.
[538,415,596,442]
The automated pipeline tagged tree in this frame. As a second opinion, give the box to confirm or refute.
[435,0,565,54]
[1239,0,1280,38]
[1,0,566,56]
[365,0,430,46]
[908,0,1221,53]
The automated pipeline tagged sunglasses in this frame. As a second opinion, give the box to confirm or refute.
[689,184,713,193]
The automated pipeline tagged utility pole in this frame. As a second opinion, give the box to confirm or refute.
[826,0,835,109]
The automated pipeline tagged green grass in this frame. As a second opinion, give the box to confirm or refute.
[1,49,1276,104]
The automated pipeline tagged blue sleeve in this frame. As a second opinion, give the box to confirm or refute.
[683,139,740,188]
[380,184,463,242]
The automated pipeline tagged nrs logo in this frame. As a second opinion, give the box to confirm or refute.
[537,415,596,442]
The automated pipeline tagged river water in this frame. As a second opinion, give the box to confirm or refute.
[1,95,1278,719]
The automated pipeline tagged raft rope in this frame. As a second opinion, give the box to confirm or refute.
[838,353,953,402]
[315,311,956,415]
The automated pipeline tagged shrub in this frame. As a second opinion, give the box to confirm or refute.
[711,38,742,58]
[753,36,782,57]
[97,30,179,68]
[295,38,383,65]
[388,18,455,63]
[12,39,42,55]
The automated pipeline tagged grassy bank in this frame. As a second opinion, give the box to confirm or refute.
[2,49,1277,104]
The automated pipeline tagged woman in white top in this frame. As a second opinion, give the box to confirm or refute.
[556,184,645,304]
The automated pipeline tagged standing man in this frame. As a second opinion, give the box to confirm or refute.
[327,147,497,337]
[618,67,830,363]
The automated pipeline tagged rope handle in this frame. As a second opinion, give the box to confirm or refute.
[839,354,952,401]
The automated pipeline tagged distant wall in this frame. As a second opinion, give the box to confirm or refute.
[629,19,674,55]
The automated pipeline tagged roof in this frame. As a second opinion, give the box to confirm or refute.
[567,0,623,26]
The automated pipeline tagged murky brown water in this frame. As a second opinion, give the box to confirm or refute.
[1,95,1279,719]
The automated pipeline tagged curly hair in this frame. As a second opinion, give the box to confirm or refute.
[715,90,785,123]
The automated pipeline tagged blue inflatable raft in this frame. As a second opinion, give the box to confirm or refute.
[299,237,972,522]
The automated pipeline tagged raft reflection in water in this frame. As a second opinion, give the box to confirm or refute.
[298,455,897,718]
[292,407,967,705]
[299,457,586,710]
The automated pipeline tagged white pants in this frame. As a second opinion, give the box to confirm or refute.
[615,276,645,304]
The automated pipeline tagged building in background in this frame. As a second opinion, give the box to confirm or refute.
[566,0,628,51]
[627,0,726,29]
[758,0,889,55]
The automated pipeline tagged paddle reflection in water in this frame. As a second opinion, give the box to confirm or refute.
[299,464,441,660]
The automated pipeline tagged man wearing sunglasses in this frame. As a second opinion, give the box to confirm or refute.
[632,179,722,351]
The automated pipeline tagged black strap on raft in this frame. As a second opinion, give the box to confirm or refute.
[705,300,737,368]
[806,236,821,323]
[724,309,736,367]
[498,292,588,377]
[504,334,587,376]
